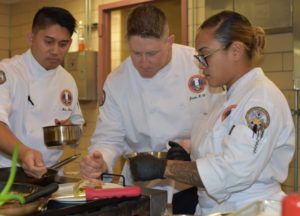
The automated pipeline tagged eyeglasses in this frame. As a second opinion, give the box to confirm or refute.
[194,47,224,68]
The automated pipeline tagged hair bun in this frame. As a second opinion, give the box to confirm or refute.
[253,26,266,53]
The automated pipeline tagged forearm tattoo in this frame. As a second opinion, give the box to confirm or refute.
[164,160,204,187]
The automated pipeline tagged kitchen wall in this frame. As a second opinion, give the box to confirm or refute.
[0,0,297,191]
[0,4,9,59]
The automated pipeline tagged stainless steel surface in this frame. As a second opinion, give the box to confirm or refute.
[43,125,81,147]
[125,151,167,159]
[207,213,232,216]
[141,187,168,216]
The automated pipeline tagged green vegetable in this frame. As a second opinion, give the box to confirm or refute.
[0,144,25,206]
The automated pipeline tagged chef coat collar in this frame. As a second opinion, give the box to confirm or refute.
[226,67,263,99]
[25,49,57,78]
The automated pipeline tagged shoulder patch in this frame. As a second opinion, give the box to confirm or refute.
[0,70,6,85]
[188,74,207,93]
[60,89,73,107]
[245,106,270,134]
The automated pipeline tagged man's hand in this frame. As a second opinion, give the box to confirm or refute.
[19,147,47,179]
[80,151,108,179]
[129,154,167,181]
[167,141,191,161]
[55,118,72,125]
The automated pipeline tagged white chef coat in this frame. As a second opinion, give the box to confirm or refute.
[0,49,84,167]
[191,68,295,215]
[89,44,225,202]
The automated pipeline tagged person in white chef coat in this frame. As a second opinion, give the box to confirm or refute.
[0,7,84,179]
[79,4,223,214]
[129,10,295,215]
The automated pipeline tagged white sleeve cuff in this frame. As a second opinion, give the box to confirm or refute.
[196,156,230,202]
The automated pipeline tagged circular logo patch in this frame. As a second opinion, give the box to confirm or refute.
[245,106,270,134]
[0,70,6,85]
[60,89,73,106]
[188,74,207,93]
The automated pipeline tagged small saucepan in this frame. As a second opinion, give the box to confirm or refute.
[0,154,81,186]
[43,124,82,147]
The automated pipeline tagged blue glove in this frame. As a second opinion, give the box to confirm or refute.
[167,141,191,161]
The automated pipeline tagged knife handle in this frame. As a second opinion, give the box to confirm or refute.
[24,182,59,204]
[85,186,141,200]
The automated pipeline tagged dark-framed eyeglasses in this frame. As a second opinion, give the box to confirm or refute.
[194,47,225,68]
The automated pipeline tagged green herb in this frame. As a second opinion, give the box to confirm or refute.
[0,144,25,206]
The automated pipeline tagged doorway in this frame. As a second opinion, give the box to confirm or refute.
[110,0,182,70]
[98,0,188,91]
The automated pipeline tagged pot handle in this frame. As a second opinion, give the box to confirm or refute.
[50,154,81,170]
[24,183,59,204]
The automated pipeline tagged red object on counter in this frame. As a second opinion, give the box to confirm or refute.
[282,193,300,216]
[85,186,141,200]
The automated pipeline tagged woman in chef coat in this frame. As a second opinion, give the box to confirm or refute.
[129,10,295,215]
[0,7,84,178]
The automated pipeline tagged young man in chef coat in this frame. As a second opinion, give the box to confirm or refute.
[79,4,224,214]
[0,7,84,178]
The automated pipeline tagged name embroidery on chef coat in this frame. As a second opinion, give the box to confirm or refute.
[221,104,237,121]
[0,70,6,85]
[60,89,73,107]
[245,106,270,153]
[188,74,207,94]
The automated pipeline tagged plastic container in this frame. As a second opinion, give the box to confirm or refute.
[282,194,300,216]
[78,20,85,51]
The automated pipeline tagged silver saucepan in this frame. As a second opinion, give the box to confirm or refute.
[43,124,82,147]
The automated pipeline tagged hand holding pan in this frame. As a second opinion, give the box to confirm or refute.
[0,154,81,186]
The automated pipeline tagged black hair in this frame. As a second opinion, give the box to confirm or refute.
[32,7,76,36]
[200,10,265,60]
